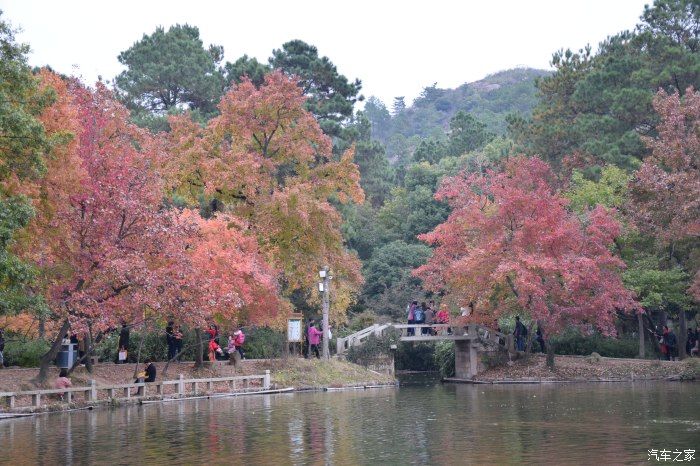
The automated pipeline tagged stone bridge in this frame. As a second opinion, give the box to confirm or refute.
[336,323,513,379]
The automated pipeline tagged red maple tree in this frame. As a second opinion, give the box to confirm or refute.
[415,156,635,355]
[630,88,700,299]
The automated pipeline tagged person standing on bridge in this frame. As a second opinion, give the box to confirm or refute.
[425,302,435,335]
[416,302,427,335]
[406,301,418,336]
[436,304,450,335]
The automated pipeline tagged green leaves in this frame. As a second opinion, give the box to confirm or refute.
[0,16,53,182]
[566,165,630,213]
[447,111,495,157]
[512,1,700,171]
[115,24,225,121]
[623,261,692,312]
[0,13,54,316]
[270,40,362,139]
[363,240,431,297]
[0,196,40,315]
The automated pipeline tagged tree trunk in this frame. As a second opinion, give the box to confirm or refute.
[524,321,536,353]
[679,311,688,360]
[537,320,555,369]
[34,319,70,385]
[545,338,555,369]
[162,344,187,378]
[132,328,146,379]
[84,327,94,373]
[637,312,645,359]
[38,317,45,339]
[193,328,203,369]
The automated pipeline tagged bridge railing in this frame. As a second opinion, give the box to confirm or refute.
[336,322,509,355]
[336,323,390,354]
[393,323,507,341]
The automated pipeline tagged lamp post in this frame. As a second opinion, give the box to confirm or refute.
[319,266,330,360]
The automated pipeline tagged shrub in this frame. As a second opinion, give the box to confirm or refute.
[2,337,50,367]
[243,327,286,359]
[346,328,400,366]
[549,328,639,358]
[95,326,288,362]
[433,340,455,377]
[336,311,381,338]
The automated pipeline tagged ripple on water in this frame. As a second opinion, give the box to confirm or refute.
[0,381,698,464]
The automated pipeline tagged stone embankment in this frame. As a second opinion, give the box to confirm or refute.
[0,359,397,412]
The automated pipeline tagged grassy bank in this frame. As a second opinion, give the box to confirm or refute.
[0,358,395,394]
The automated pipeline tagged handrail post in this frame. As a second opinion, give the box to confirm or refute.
[336,337,344,355]
[89,379,97,402]
[264,370,271,390]
[178,374,184,397]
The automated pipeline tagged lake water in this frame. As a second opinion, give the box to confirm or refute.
[1,377,698,465]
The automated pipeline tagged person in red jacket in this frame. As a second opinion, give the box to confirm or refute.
[206,324,218,342]
[208,339,223,362]
[233,329,246,360]
[307,323,322,359]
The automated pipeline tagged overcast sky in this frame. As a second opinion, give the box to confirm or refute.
[1,0,649,106]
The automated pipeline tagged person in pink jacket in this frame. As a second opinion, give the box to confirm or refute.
[307,324,322,359]
[233,329,246,359]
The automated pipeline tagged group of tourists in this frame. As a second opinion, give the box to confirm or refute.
[203,323,246,363]
[405,302,550,353]
[657,325,700,360]
[114,320,247,365]
[405,300,450,336]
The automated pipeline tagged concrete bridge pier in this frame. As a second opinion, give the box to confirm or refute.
[454,340,479,379]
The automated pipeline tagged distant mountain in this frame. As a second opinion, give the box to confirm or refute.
[364,68,550,156]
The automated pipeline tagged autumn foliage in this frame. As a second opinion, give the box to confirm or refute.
[15,71,292,344]
[629,88,700,300]
[630,88,700,242]
[166,71,364,322]
[415,156,635,336]
[160,210,285,328]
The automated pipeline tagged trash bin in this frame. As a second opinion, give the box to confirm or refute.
[56,343,77,368]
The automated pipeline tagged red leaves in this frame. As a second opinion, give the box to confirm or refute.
[24,69,362,334]
[415,155,635,336]
[159,210,284,328]
[24,73,286,333]
[630,88,700,243]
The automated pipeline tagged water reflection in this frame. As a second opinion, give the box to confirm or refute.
[0,381,698,465]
